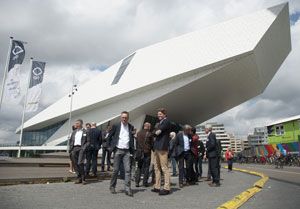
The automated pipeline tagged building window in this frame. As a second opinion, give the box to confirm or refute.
[275,124,284,136]
[22,120,67,146]
[111,52,136,85]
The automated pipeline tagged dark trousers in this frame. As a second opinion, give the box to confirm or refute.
[135,153,151,185]
[101,147,112,170]
[198,157,203,177]
[227,159,233,171]
[86,146,98,175]
[217,157,221,180]
[110,149,131,191]
[208,157,219,184]
[171,157,177,175]
[207,161,211,179]
[71,146,86,181]
[178,151,195,184]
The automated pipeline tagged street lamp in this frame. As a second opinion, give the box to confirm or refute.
[66,77,78,153]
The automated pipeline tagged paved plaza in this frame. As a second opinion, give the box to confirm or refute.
[0,166,257,209]
[1,160,300,209]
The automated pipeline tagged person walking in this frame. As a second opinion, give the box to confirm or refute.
[85,122,102,177]
[108,111,135,197]
[151,108,172,195]
[225,147,234,172]
[205,124,220,187]
[135,122,154,187]
[69,119,90,185]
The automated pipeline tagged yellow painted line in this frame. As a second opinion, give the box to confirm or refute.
[217,167,269,209]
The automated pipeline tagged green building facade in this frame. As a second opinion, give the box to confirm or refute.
[267,115,300,144]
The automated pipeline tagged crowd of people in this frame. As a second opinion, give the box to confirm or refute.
[68,108,225,197]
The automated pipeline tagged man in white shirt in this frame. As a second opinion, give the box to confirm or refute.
[69,119,90,185]
[108,111,135,197]
[175,125,196,187]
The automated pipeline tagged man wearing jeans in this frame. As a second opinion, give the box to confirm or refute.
[108,111,135,197]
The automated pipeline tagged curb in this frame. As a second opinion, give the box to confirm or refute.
[217,167,269,209]
[0,173,113,186]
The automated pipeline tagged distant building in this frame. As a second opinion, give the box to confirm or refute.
[229,134,249,153]
[241,139,250,150]
[248,127,268,146]
[267,115,300,144]
[196,123,230,153]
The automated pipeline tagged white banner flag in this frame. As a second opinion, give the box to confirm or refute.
[25,61,46,112]
[5,40,26,100]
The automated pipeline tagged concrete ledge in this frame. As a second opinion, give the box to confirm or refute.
[217,167,269,209]
[0,173,112,186]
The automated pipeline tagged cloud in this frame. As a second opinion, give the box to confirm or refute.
[206,18,300,137]
[0,0,299,143]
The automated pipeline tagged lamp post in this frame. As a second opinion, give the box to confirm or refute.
[66,76,78,153]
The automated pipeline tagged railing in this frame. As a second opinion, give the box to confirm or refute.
[0,144,18,147]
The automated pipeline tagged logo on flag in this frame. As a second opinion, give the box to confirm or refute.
[25,61,46,112]
[5,40,26,100]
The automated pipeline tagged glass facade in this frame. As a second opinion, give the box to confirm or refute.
[111,52,136,85]
[22,120,67,146]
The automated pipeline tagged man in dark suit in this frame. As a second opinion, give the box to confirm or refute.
[101,125,112,172]
[69,119,90,185]
[205,124,220,187]
[151,108,172,195]
[85,122,102,177]
[175,125,196,188]
[108,111,135,197]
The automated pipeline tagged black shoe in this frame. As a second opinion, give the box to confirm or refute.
[189,181,197,185]
[209,183,220,187]
[143,183,150,187]
[74,179,82,184]
[110,187,117,194]
[135,184,140,187]
[125,190,133,197]
[159,189,170,195]
[151,188,160,193]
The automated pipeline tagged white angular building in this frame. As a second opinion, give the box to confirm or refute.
[16,3,291,148]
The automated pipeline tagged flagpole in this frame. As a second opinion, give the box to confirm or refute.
[17,57,33,158]
[0,37,14,111]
